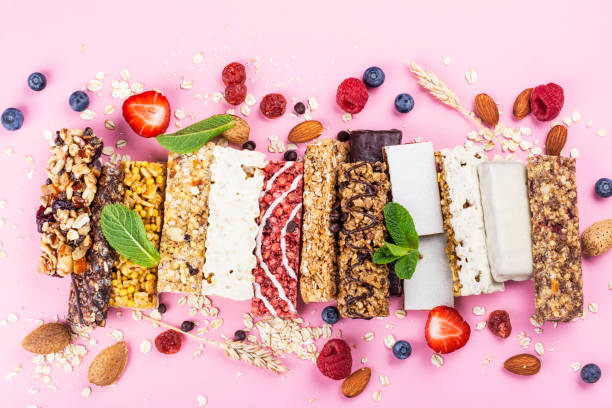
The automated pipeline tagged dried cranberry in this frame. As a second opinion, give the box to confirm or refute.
[225,83,247,105]
[154,330,183,354]
[222,62,247,86]
[487,310,512,338]
[52,199,75,213]
[336,78,368,114]
[530,83,564,121]
[260,93,287,119]
[181,321,195,332]
[234,329,246,341]
[35,205,53,233]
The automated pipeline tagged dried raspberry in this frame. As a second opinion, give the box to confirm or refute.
[336,78,368,114]
[530,83,564,121]
[222,62,246,86]
[225,83,247,105]
[260,93,287,119]
[316,339,352,380]
[35,205,53,233]
[154,330,183,354]
[487,310,512,338]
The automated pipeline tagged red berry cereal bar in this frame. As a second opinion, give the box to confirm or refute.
[252,162,304,317]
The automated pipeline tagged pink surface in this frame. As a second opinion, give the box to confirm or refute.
[1,0,611,406]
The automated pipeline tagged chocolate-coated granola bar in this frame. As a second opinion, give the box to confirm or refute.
[349,129,402,162]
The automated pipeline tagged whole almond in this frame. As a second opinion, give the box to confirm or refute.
[545,125,568,155]
[288,120,323,143]
[513,88,533,120]
[21,323,71,354]
[474,93,499,127]
[503,354,541,376]
[221,115,250,145]
[581,219,612,257]
[341,367,371,398]
[88,341,128,386]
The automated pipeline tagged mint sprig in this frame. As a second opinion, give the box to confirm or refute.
[156,114,234,154]
[100,204,160,268]
[373,202,420,280]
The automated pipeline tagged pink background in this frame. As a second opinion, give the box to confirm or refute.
[1,0,611,406]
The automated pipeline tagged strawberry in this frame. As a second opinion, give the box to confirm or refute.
[425,306,471,354]
[316,339,352,380]
[122,91,171,138]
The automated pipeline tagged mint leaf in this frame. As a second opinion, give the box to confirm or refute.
[156,114,234,154]
[384,202,418,250]
[100,204,160,268]
[386,242,410,257]
[394,250,420,280]
[372,245,402,264]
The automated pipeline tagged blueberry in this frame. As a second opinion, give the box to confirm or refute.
[363,66,385,88]
[28,72,47,91]
[321,306,340,324]
[294,102,306,115]
[234,329,246,341]
[581,363,601,384]
[69,91,89,112]
[595,178,612,198]
[392,340,412,359]
[395,93,414,113]
[1,108,24,131]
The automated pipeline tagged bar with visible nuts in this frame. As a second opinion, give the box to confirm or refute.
[527,155,583,322]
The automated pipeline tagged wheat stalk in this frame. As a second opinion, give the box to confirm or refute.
[142,315,288,374]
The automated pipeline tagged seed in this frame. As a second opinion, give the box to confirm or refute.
[157,303,167,314]
[181,321,195,332]
[234,330,246,341]
[294,102,306,115]
[242,141,256,151]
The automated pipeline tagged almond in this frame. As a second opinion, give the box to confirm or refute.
[513,88,533,120]
[581,219,612,257]
[88,341,128,386]
[21,323,71,354]
[545,125,568,155]
[221,115,250,145]
[503,353,541,376]
[288,120,323,143]
[474,93,499,127]
[341,367,371,398]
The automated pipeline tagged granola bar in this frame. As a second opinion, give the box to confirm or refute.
[252,161,303,317]
[157,144,214,294]
[110,161,166,309]
[337,162,390,318]
[299,139,349,303]
[527,155,583,322]
[349,129,402,162]
[68,165,122,328]
[37,127,103,277]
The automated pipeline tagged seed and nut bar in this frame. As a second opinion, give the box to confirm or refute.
[435,144,503,296]
[37,127,104,277]
[527,155,583,322]
[202,147,265,300]
[349,129,402,162]
[157,144,214,294]
[110,161,166,309]
[300,139,349,303]
[68,165,122,328]
[252,161,304,318]
[337,162,390,318]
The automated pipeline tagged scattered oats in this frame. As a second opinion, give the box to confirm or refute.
[131,82,144,94]
[116,139,127,149]
[572,110,581,123]
[194,93,203,99]
[81,386,91,397]
[244,94,256,106]
[193,52,204,64]
[570,362,581,372]
[89,338,97,346]
[104,105,115,115]
[534,342,544,356]
[465,68,477,84]
[373,390,382,402]
[210,319,223,329]
[596,129,607,137]
[431,353,444,367]
[608,281,612,290]
[102,146,114,156]
[112,82,131,99]
[518,332,531,349]
[475,321,486,331]
[110,329,123,341]
[483,356,492,365]
[43,129,54,141]
[534,327,543,334]
[268,145,277,153]
[226,108,235,115]
[563,117,573,127]
[177,296,188,306]
[243,313,254,330]
[139,339,152,354]
[80,109,96,120]
[87,79,102,92]
[587,120,594,128]
[209,307,219,317]
[8,313,18,322]
[385,323,393,330]
[95,71,105,80]
[212,92,224,103]
[342,113,352,122]
[570,148,579,158]
[530,314,543,327]
[197,394,208,407]
[363,332,374,342]
[551,121,560,128]
[383,334,396,349]
[307,398,315,404]
[531,146,542,155]
[104,120,116,130]
[520,140,533,150]
[119,69,130,82]
[241,105,250,117]
[217,137,229,147]
[472,306,485,316]
[443,56,452,66]
[180,79,193,90]
[286,143,298,151]
[588,302,599,313]
[27,387,38,395]
[361,357,368,364]
[508,141,518,152]
[132,310,142,321]
[193,349,202,358]
[379,374,389,386]
[308,97,319,111]
[175,108,186,120]
[520,126,532,136]
[394,309,406,319]
[47,384,58,391]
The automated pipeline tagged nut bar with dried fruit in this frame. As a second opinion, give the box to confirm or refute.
[252,161,303,317]
[300,139,349,303]
[110,161,166,309]
[337,162,390,318]
[37,127,104,277]
[68,165,122,328]
[157,143,214,294]
[527,155,583,321]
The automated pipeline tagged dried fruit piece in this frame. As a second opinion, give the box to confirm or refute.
[530,83,564,121]
[504,353,541,376]
[513,88,533,119]
[154,330,183,354]
[288,120,324,143]
[474,93,499,127]
[221,115,250,145]
[222,62,246,86]
[487,310,512,338]
[316,339,352,380]
[260,93,287,118]
[545,125,568,155]
[21,323,71,354]
[225,83,247,105]
[341,367,371,398]
[88,341,128,386]
[336,78,368,114]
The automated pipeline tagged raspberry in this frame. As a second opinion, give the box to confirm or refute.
[316,339,352,380]
[222,62,246,86]
[154,330,183,354]
[530,83,564,121]
[487,310,512,338]
[336,78,368,114]
[225,83,247,105]
[260,93,286,119]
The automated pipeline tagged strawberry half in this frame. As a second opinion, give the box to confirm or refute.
[122,91,171,138]
[425,306,471,354]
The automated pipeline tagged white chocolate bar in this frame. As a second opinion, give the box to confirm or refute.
[477,161,533,282]
[384,142,444,236]
[202,146,265,300]
[403,234,454,310]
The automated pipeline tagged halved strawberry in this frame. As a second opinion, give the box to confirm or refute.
[122,91,170,138]
[425,306,471,354]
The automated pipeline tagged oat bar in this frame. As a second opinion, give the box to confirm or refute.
[527,155,583,321]
[299,139,349,303]
[37,127,104,277]
[349,129,402,162]
[110,161,166,309]
[68,165,122,328]
[157,144,214,294]
[337,162,390,318]
[252,161,303,317]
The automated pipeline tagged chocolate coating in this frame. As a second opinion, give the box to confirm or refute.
[349,129,402,163]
